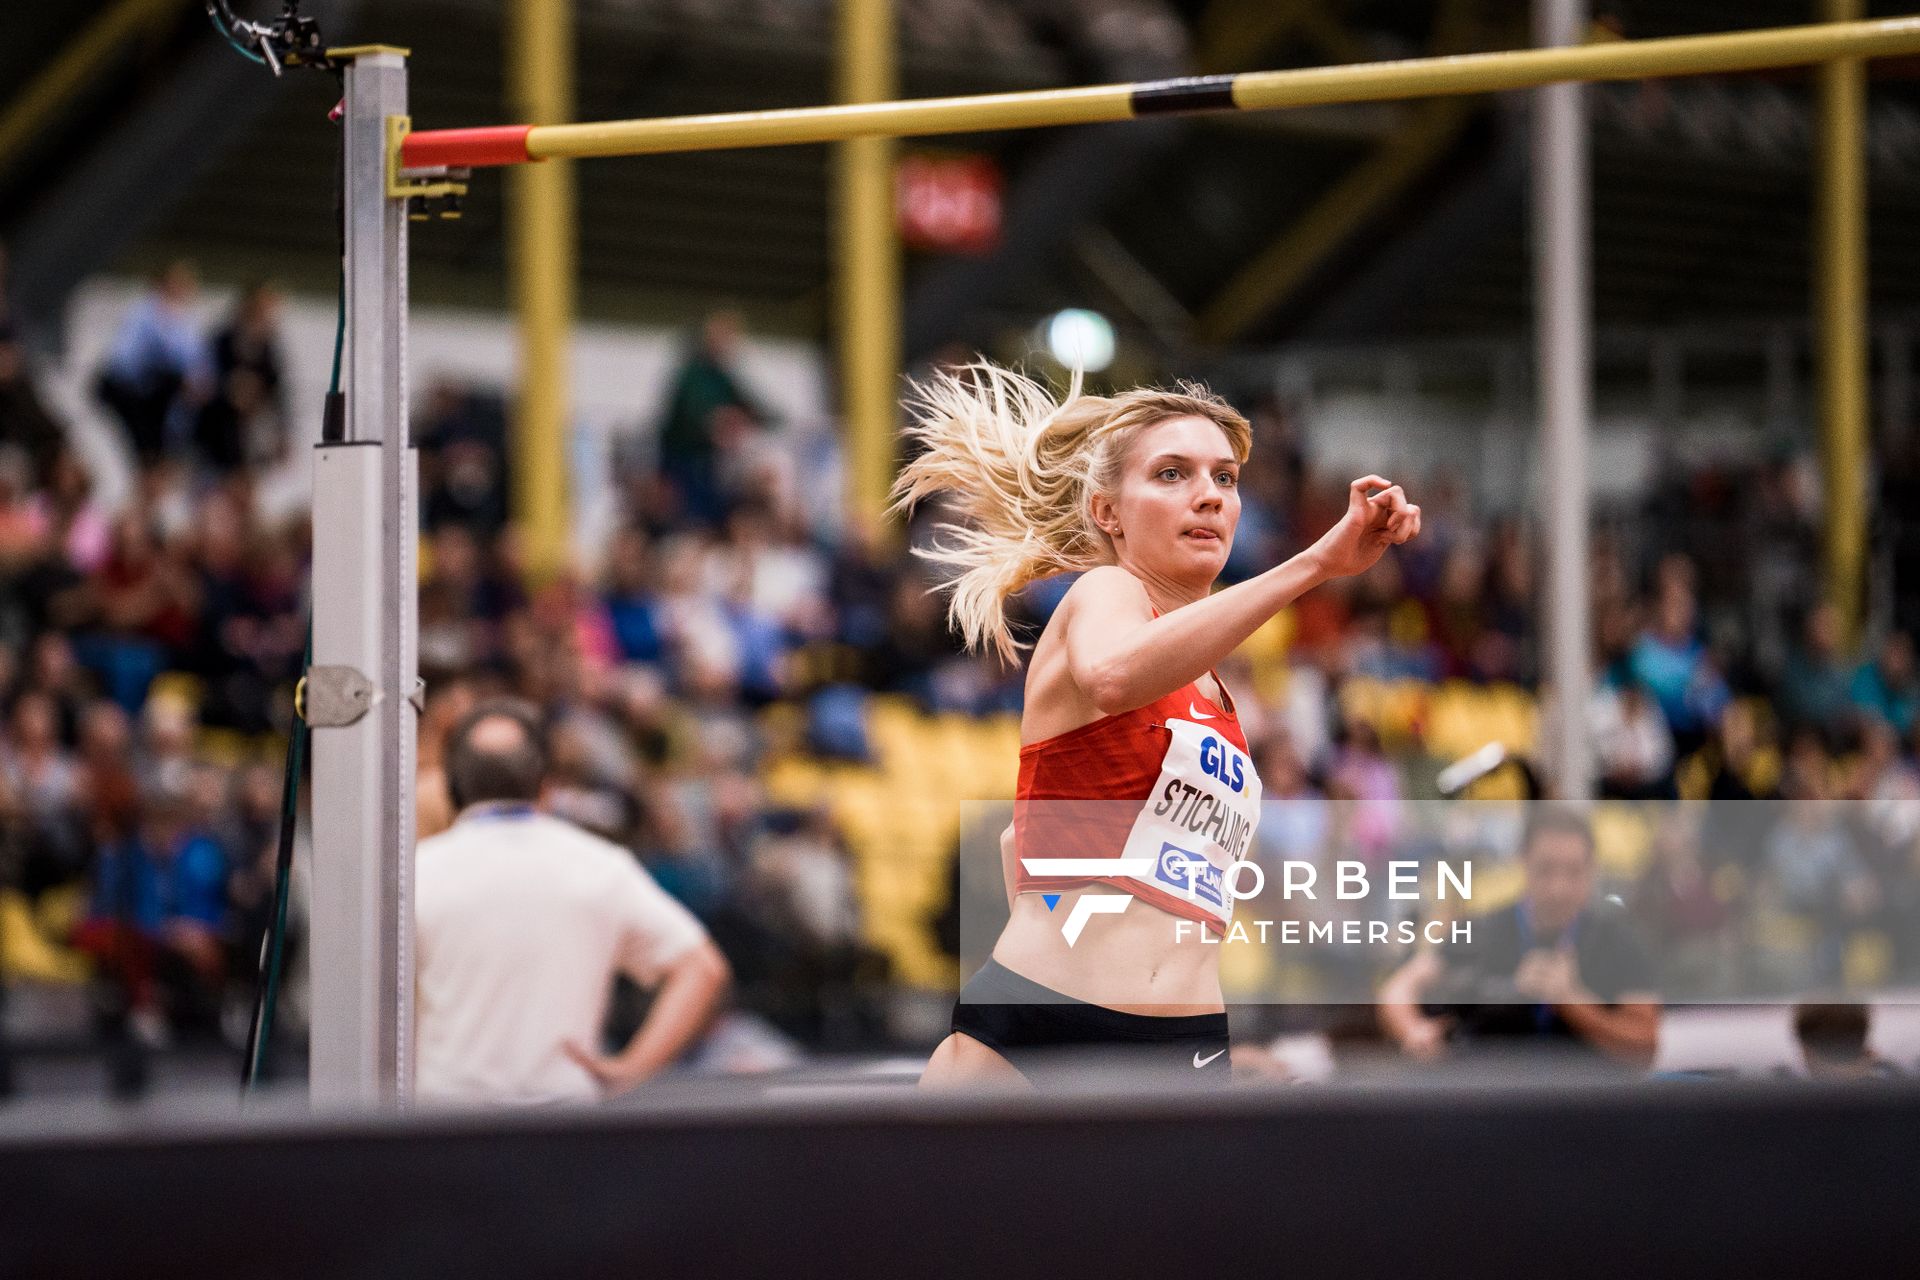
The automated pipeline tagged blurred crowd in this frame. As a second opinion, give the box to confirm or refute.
[0,257,1916,1066]
[0,257,303,1049]
[1227,403,1920,1005]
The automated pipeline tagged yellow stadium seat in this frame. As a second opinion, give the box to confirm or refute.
[1249,655,1291,707]
[1338,675,1390,730]
[35,883,88,938]
[1676,751,1713,802]
[1845,932,1893,988]
[1379,680,1429,748]
[1422,683,1477,760]
[1745,747,1782,797]
[1217,930,1272,993]
[147,671,205,713]
[756,702,807,756]
[1424,682,1539,760]
[197,727,253,770]
[0,891,90,984]
[762,755,830,807]
[1233,609,1294,665]
[1591,803,1654,878]
[1462,766,1529,801]
[929,715,983,784]
[1752,909,1820,953]
[1461,861,1526,915]
[865,699,921,764]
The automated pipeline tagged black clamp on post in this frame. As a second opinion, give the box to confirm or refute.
[205,1,339,76]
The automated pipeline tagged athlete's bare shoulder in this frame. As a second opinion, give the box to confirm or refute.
[1058,564,1152,617]
[1030,566,1143,664]
[1022,568,1147,742]
[1029,566,1135,653]
[1057,566,1156,653]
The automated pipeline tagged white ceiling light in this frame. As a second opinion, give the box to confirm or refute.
[1044,308,1115,374]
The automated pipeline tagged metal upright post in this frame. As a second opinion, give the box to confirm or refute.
[507,0,575,581]
[836,0,900,539]
[310,47,418,1107]
[1532,0,1594,802]
[1816,0,1869,652]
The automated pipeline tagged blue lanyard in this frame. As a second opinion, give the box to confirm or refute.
[460,802,538,823]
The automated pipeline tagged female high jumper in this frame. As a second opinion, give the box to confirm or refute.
[898,364,1421,1088]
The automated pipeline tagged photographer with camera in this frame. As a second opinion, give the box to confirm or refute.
[1378,805,1661,1072]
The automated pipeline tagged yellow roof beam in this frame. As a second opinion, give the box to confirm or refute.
[1199,0,1479,343]
[0,0,192,181]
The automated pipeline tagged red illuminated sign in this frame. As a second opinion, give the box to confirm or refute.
[895,153,1003,255]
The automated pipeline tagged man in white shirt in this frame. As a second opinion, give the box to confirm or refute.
[414,699,730,1104]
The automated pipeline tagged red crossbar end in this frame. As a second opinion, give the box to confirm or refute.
[400,125,535,169]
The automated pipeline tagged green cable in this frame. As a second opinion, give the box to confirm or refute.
[242,265,344,1089]
[205,4,267,65]
[241,629,310,1087]
[328,266,345,396]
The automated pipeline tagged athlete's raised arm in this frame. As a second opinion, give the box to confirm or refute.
[1063,475,1421,716]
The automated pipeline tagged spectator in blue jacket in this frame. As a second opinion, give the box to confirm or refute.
[73,774,228,1044]
[95,262,208,464]
[1851,631,1917,738]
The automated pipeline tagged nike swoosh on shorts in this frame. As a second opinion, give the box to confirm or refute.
[1193,1048,1226,1068]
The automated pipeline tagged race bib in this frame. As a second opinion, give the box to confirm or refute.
[1115,717,1263,924]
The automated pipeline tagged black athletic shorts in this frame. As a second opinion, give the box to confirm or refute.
[950,957,1231,1088]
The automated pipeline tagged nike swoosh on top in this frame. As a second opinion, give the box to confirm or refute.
[1187,701,1216,721]
[1193,1048,1226,1068]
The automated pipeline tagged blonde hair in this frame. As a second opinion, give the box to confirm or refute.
[887,362,1251,665]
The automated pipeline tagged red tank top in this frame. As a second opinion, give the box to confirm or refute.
[1012,665,1263,931]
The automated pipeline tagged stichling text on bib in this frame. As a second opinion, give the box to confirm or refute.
[1114,717,1263,926]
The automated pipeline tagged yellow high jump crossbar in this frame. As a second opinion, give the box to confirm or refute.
[403,16,1920,168]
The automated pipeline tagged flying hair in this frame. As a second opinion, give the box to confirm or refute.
[887,361,1251,665]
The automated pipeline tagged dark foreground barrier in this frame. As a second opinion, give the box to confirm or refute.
[1,1078,1917,1277]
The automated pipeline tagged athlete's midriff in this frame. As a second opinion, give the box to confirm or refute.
[992,886,1226,1012]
